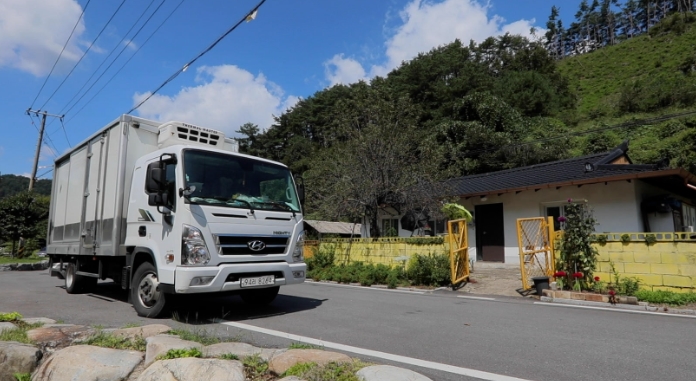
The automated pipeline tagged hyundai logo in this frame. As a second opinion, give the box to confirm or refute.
[247,240,266,251]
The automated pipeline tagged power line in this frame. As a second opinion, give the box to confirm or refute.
[38,0,129,110]
[27,113,60,158]
[54,0,159,121]
[37,168,54,179]
[64,0,187,125]
[29,0,92,109]
[59,118,72,148]
[128,0,268,114]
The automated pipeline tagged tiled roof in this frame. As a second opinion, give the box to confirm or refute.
[445,143,664,197]
[304,220,362,235]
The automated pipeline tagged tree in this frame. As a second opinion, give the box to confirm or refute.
[0,191,49,257]
[304,81,441,237]
[234,122,260,154]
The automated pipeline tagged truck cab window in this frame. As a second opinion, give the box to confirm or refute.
[165,163,176,210]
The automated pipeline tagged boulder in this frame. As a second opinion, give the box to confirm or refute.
[16,263,34,271]
[136,358,244,381]
[32,345,142,381]
[26,325,95,349]
[269,349,352,375]
[111,324,171,340]
[0,341,43,381]
[277,377,306,381]
[144,335,202,366]
[0,322,17,332]
[21,317,56,325]
[357,365,433,381]
[203,342,282,362]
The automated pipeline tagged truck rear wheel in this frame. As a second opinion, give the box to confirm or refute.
[131,262,167,318]
[240,286,280,306]
[65,262,96,294]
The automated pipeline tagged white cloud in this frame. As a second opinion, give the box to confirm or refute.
[133,65,299,136]
[0,0,86,76]
[324,54,367,86]
[326,0,540,82]
[124,39,137,51]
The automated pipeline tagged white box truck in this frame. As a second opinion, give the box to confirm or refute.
[46,115,306,317]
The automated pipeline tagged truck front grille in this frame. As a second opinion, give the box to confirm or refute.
[216,235,289,255]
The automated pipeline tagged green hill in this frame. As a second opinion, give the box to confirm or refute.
[558,12,696,117]
[0,175,51,199]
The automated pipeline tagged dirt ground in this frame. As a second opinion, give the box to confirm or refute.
[459,263,528,298]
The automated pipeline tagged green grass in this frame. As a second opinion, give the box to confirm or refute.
[82,331,147,351]
[217,353,239,360]
[0,257,45,264]
[156,347,202,360]
[0,312,23,322]
[120,323,141,329]
[289,342,322,350]
[168,328,222,345]
[284,361,369,381]
[0,322,42,344]
[282,362,318,377]
[242,354,269,381]
[635,290,696,306]
[13,373,31,381]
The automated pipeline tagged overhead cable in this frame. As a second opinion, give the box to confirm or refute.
[38,0,129,111]
[29,0,92,109]
[128,0,268,114]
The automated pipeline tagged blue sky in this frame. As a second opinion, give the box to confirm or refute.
[0,0,574,178]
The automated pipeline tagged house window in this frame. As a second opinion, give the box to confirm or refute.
[424,219,447,236]
[382,219,399,237]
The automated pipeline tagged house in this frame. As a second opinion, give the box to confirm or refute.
[304,220,362,239]
[372,141,696,264]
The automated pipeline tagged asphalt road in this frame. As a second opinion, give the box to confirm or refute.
[1,270,695,381]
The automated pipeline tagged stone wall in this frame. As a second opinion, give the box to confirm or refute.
[594,240,696,292]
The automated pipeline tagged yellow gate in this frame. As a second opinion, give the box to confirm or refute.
[516,217,555,290]
[447,219,470,285]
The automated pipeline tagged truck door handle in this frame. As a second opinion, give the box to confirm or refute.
[138,226,146,237]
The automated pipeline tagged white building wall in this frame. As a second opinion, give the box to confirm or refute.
[457,181,640,264]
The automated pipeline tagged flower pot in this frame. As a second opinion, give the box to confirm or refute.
[532,276,550,295]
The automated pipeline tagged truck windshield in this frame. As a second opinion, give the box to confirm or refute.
[182,150,301,213]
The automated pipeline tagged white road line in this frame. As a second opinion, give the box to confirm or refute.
[220,321,534,381]
[304,281,425,294]
[534,302,696,319]
[457,295,496,301]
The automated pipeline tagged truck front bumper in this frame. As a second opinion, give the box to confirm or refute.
[173,262,306,294]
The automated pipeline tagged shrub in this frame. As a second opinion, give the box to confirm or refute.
[306,246,336,272]
[405,252,451,287]
[635,290,696,306]
[557,201,598,290]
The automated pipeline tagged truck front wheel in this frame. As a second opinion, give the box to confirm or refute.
[131,262,167,318]
[240,286,280,306]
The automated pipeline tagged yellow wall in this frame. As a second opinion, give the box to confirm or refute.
[307,238,448,268]
[594,241,696,292]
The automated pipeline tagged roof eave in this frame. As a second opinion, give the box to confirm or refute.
[456,168,688,198]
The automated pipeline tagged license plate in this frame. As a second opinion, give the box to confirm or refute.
[240,275,275,288]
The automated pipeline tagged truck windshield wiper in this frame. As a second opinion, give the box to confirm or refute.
[230,198,255,214]
[263,201,297,217]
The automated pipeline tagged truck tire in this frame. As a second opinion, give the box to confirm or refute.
[65,262,81,294]
[131,262,167,318]
[240,286,280,306]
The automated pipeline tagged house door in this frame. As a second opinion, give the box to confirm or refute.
[475,203,505,262]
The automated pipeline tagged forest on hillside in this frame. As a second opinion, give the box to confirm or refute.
[0,175,51,199]
[236,5,696,234]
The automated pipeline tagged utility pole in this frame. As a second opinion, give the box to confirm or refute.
[26,109,63,191]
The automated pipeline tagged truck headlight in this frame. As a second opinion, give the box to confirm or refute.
[292,231,304,263]
[182,224,211,265]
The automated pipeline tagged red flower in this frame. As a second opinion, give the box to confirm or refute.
[608,289,616,296]
[567,198,573,203]
[572,272,584,278]
[558,216,567,223]
[594,276,600,282]
[554,271,566,277]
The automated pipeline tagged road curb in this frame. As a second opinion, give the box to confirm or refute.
[539,296,696,315]
[0,260,49,272]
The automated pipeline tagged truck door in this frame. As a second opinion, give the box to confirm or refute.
[81,134,107,254]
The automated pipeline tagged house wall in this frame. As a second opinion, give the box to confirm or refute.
[309,238,448,267]
[633,180,695,232]
[456,181,641,264]
[594,240,696,292]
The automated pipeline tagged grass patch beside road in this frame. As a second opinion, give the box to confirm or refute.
[82,331,147,351]
[0,256,45,265]
[635,290,696,307]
